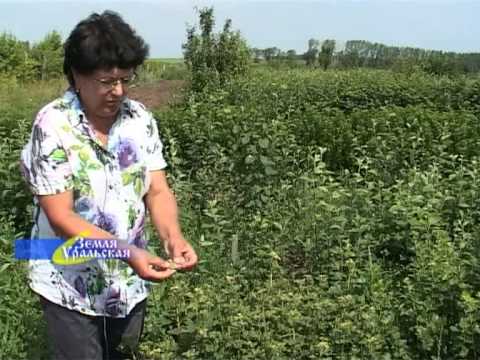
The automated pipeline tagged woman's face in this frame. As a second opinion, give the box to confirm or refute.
[73,67,135,124]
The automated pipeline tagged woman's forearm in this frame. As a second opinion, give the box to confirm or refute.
[146,189,183,244]
[47,210,115,240]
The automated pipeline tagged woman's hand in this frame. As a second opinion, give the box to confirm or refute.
[166,238,198,271]
[144,170,198,272]
[127,246,176,281]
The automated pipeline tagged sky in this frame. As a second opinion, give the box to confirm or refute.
[0,0,478,58]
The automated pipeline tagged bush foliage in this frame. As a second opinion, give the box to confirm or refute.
[2,66,480,358]
[146,69,480,359]
[182,7,251,92]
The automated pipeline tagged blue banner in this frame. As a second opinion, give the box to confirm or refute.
[15,238,65,260]
[14,237,130,264]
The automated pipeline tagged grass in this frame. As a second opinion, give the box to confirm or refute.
[148,58,184,64]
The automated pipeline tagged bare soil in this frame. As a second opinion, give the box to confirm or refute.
[128,80,186,110]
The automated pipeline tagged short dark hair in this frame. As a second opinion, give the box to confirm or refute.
[64,10,149,86]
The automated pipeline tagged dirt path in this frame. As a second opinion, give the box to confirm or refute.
[128,80,186,110]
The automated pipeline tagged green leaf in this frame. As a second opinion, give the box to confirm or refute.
[87,163,101,170]
[134,177,143,196]
[50,148,67,162]
[122,172,134,185]
[244,155,255,164]
[128,207,136,229]
[265,166,277,175]
[259,138,269,149]
[260,156,273,166]
[78,149,90,162]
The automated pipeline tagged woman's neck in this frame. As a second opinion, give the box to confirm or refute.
[86,113,116,135]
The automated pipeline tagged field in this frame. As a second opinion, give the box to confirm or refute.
[153,58,184,64]
[2,67,480,359]
[137,59,188,83]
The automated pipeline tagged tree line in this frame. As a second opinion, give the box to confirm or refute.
[253,39,480,75]
[0,31,63,81]
[2,11,479,84]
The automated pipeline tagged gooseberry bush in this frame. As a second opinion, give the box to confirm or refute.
[2,69,480,359]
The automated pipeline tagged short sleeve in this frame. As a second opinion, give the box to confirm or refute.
[20,110,74,195]
[144,113,167,171]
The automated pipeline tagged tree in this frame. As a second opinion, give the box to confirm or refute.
[182,7,251,92]
[318,39,335,70]
[0,33,37,80]
[337,40,363,68]
[303,38,319,67]
[31,31,63,80]
[286,49,297,64]
[286,49,296,59]
[251,47,264,63]
[263,47,280,62]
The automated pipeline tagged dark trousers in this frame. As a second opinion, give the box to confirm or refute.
[39,296,146,360]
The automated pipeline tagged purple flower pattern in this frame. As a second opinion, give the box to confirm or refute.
[132,215,146,249]
[75,196,94,213]
[93,211,118,235]
[117,138,138,169]
[74,276,87,298]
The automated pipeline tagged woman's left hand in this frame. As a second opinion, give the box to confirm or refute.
[166,238,198,271]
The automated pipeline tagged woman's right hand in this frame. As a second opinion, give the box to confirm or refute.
[126,246,176,281]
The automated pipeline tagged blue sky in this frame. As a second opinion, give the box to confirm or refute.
[0,0,478,57]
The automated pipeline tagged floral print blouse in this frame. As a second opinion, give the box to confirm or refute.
[20,89,167,317]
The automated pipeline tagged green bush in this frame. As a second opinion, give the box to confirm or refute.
[3,68,480,359]
[182,7,251,92]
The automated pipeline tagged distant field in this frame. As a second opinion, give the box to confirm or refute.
[148,58,183,64]
[139,58,188,82]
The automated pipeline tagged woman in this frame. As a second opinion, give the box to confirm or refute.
[20,10,197,359]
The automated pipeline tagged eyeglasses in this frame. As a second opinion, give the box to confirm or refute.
[93,73,137,91]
